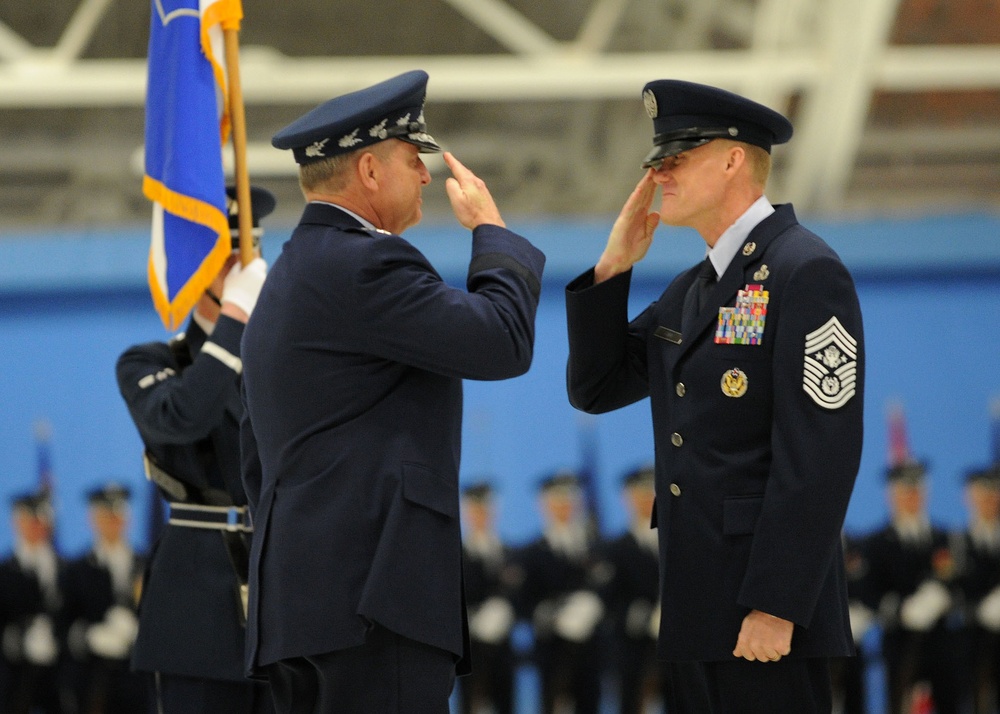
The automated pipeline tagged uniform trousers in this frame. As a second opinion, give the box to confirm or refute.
[666,657,833,714]
[152,672,274,714]
[266,623,456,714]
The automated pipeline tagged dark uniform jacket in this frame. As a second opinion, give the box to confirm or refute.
[60,547,148,710]
[566,204,865,662]
[240,203,544,676]
[116,316,250,681]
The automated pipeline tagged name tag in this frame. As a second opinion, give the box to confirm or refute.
[654,326,682,344]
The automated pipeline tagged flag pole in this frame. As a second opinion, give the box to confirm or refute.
[223,24,254,267]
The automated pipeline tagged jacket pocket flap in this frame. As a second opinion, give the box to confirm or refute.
[402,462,458,518]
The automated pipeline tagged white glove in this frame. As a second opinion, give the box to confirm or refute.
[554,590,604,643]
[221,257,267,316]
[86,605,139,659]
[848,602,874,644]
[625,598,653,639]
[976,586,1000,633]
[648,602,661,640]
[900,580,951,632]
[469,597,515,644]
[24,615,59,665]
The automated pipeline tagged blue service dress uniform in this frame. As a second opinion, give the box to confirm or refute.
[240,203,544,678]
[60,544,149,713]
[0,544,67,714]
[116,316,271,713]
[566,204,865,670]
[459,534,519,714]
[603,525,670,714]
[513,526,609,714]
[859,521,963,714]
[957,522,1000,712]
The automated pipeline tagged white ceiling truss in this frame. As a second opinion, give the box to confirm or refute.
[0,0,998,227]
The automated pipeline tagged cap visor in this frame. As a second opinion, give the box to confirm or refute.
[641,138,713,168]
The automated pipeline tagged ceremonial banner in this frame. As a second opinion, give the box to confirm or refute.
[143,0,243,330]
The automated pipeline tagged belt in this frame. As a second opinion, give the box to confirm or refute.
[167,503,253,533]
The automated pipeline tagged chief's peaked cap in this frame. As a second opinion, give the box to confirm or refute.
[272,70,441,164]
[641,79,793,167]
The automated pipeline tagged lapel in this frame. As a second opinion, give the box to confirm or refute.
[676,204,797,362]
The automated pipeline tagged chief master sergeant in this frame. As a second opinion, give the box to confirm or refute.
[116,186,276,714]
[239,70,545,714]
[565,79,865,713]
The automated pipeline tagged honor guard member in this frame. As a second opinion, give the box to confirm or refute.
[603,465,672,714]
[956,463,1000,712]
[0,491,66,714]
[60,483,148,714]
[458,481,519,714]
[115,186,275,714]
[565,79,865,713]
[860,461,963,714]
[240,70,545,714]
[515,471,608,714]
[830,531,875,714]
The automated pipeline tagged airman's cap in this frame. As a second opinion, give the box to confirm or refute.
[272,70,442,166]
[965,464,1000,488]
[622,465,655,489]
[86,483,131,511]
[640,79,793,169]
[10,491,53,520]
[886,460,928,486]
[538,470,581,495]
[462,481,495,503]
[225,185,276,249]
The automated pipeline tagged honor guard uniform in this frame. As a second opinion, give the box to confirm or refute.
[602,465,672,714]
[515,472,609,714]
[860,461,964,714]
[458,482,519,714]
[115,186,275,714]
[60,484,148,714]
[0,491,66,714]
[955,463,1000,712]
[565,79,865,713]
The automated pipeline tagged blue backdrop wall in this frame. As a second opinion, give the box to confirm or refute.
[1,210,999,557]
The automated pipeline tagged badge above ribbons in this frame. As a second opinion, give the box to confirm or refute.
[803,316,858,409]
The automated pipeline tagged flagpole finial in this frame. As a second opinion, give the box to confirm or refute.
[33,418,52,442]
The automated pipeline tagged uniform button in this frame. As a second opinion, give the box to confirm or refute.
[671,432,683,447]
[669,483,681,496]
[675,383,686,397]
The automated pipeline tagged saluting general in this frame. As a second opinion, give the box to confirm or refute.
[240,70,545,714]
[565,79,865,713]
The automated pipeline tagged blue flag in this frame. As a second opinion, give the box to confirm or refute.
[143,0,243,330]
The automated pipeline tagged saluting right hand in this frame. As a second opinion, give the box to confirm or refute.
[594,170,660,283]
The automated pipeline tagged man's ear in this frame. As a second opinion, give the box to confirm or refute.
[725,143,746,173]
[357,151,379,191]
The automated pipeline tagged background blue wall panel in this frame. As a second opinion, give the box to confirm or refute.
[1,211,998,555]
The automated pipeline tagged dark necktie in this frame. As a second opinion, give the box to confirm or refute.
[683,258,716,327]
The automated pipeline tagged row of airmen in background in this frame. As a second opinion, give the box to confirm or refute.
[0,459,997,714]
